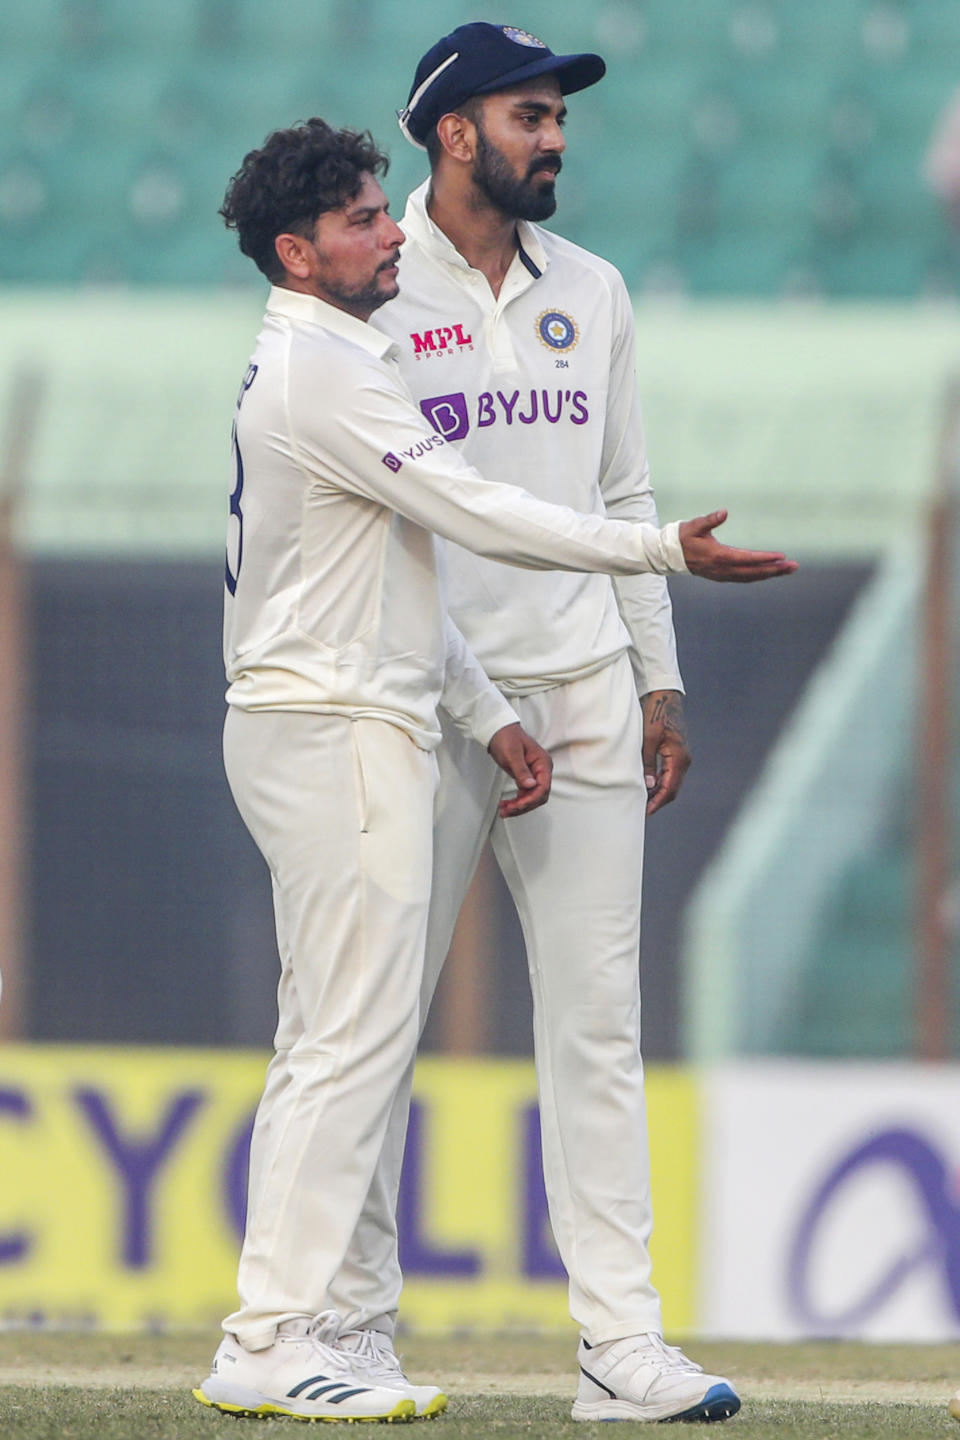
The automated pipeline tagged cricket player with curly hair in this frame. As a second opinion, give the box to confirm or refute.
[197,110,794,1423]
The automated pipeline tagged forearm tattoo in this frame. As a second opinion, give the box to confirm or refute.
[646,692,688,742]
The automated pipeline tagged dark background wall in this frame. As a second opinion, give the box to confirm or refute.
[27,558,871,1057]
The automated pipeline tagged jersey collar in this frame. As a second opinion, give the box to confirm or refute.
[401,179,549,280]
[266,285,400,361]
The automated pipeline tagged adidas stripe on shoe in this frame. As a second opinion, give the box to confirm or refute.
[336,1326,447,1419]
[193,1313,415,1422]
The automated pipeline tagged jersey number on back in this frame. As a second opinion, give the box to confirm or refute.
[225,363,258,596]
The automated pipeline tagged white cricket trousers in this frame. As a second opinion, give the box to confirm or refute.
[221,706,437,1350]
[330,653,663,1344]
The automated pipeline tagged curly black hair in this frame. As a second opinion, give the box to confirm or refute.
[220,118,390,282]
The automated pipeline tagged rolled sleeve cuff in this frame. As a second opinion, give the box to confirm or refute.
[659,521,688,574]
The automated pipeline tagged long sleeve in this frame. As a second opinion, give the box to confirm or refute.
[440,612,518,746]
[284,341,688,580]
[599,278,684,696]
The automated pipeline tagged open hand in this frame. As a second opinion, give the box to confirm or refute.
[679,510,798,582]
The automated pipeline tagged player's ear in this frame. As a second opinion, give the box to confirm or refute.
[436,111,476,164]
[275,231,314,281]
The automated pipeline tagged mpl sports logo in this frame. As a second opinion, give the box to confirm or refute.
[421,388,589,440]
[410,323,474,360]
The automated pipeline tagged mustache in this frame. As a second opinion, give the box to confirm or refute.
[528,156,562,179]
[378,252,401,272]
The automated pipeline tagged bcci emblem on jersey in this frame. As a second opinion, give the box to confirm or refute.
[536,310,579,352]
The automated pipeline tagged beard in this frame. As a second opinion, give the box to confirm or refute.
[471,125,561,221]
[317,257,399,316]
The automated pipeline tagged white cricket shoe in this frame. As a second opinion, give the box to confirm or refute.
[949,1388,960,1420]
[193,1311,415,1422]
[572,1332,740,1423]
[337,1327,448,1419]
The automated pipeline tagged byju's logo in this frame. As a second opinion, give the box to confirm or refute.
[421,389,589,440]
[410,324,473,359]
[420,393,470,441]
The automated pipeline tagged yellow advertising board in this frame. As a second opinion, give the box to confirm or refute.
[0,1047,696,1333]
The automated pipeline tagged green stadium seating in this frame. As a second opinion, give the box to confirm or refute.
[0,0,957,297]
[912,0,960,53]
[0,0,68,51]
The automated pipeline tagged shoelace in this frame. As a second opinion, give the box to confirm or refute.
[278,1310,354,1374]
[659,1341,703,1375]
[604,1333,704,1376]
[338,1328,404,1380]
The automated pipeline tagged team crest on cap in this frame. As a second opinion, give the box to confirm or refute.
[536,309,580,352]
[502,26,547,48]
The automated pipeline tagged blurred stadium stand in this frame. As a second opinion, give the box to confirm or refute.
[0,2,958,1061]
[1,0,960,295]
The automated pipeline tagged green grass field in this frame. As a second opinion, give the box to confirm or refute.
[0,1333,957,1438]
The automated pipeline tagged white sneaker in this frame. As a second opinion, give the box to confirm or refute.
[572,1332,740,1423]
[193,1311,415,1421]
[949,1388,960,1420]
[337,1327,448,1419]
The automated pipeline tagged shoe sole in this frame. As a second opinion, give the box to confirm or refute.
[193,1388,415,1422]
[572,1382,741,1424]
[416,1394,448,1420]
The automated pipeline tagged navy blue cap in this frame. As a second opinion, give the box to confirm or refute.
[399,22,606,149]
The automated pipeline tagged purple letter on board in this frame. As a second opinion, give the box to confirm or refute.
[74,1087,205,1268]
[522,1104,566,1279]
[398,1101,481,1275]
[223,1110,256,1240]
[0,1089,32,1264]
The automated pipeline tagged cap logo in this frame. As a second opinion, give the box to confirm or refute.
[537,310,580,352]
[502,26,547,48]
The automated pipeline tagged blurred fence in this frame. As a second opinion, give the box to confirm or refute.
[0,295,956,1059]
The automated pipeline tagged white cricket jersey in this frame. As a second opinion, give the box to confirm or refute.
[223,286,686,750]
[372,181,684,698]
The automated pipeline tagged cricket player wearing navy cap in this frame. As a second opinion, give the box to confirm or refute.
[196,109,794,1425]
[326,22,747,1424]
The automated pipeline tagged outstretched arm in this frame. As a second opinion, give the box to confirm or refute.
[290,346,797,582]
